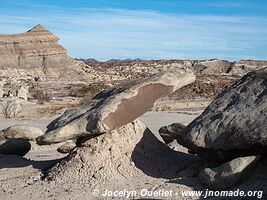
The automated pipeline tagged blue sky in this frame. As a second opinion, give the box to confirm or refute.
[0,0,266,61]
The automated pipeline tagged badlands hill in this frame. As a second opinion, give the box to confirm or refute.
[0,24,266,103]
[0,24,87,81]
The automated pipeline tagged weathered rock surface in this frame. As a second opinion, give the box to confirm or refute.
[0,80,4,98]
[46,105,89,133]
[176,67,267,160]
[199,156,260,189]
[57,140,76,154]
[37,68,196,145]
[194,59,230,75]
[0,138,31,156]
[2,125,43,141]
[228,60,267,76]
[17,85,28,100]
[0,24,86,80]
[158,123,186,144]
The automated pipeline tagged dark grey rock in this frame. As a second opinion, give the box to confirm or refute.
[159,123,186,144]
[176,67,267,160]
[0,138,31,156]
[199,155,260,189]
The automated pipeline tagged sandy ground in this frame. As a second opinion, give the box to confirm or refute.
[141,110,202,135]
[1,110,266,200]
[0,110,205,200]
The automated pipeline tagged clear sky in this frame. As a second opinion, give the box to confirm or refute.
[0,0,266,61]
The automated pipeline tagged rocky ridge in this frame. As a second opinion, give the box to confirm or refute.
[0,24,88,81]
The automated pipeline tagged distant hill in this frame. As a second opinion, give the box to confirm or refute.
[76,58,99,63]
[76,58,144,63]
[106,58,144,62]
[0,24,87,81]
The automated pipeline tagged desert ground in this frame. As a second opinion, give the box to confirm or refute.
[1,105,266,200]
[0,109,203,200]
[0,25,266,200]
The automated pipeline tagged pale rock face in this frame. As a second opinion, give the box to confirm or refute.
[0,81,4,98]
[227,60,267,76]
[17,85,29,100]
[37,68,196,145]
[44,119,197,183]
[0,24,87,81]
[158,123,186,144]
[2,124,44,141]
[199,156,260,189]
[194,59,230,75]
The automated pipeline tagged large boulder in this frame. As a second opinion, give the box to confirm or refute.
[199,155,260,189]
[2,125,44,141]
[176,67,267,160]
[37,68,196,145]
[0,138,31,156]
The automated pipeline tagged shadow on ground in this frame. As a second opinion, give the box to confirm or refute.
[131,128,201,179]
[0,153,63,170]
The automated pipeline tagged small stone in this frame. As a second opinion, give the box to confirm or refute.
[57,140,76,154]
[158,123,186,144]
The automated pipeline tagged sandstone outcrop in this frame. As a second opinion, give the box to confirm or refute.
[0,24,86,80]
[37,68,196,145]
[175,67,267,161]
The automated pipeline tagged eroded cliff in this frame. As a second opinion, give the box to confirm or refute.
[0,24,87,80]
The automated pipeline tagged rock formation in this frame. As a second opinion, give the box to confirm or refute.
[175,67,267,161]
[2,124,43,141]
[158,123,186,144]
[17,85,29,100]
[0,24,86,80]
[0,80,4,98]
[194,59,230,75]
[199,156,260,189]
[0,137,31,156]
[33,68,199,190]
[57,140,76,154]
[228,60,267,76]
[37,68,196,145]
[44,119,198,188]
[0,125,44,155]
